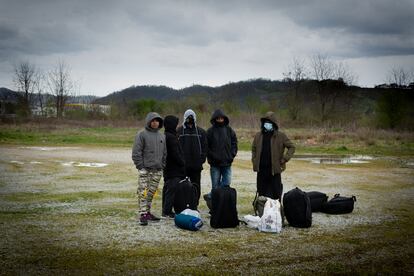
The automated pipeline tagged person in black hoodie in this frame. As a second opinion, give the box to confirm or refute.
[177,109,207,208]
[162,115,186,218]
[206,109,238,198]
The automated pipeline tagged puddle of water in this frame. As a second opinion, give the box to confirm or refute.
[404,161,414,168]
[61,162,108,168]
[62,162,75,167]
[310,158,370,164]
[295,155,374,165]
[21,146,80,151]
[10,161,24,165]
[75,162,108,168]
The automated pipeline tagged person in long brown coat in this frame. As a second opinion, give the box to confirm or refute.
[251,111,295,200]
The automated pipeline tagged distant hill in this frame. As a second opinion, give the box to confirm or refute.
[94,79,289,105]
[0,87,19,102]
[94,85,178,105]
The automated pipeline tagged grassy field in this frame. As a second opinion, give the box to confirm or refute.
[1,123,413,156]
[0,123,413,274]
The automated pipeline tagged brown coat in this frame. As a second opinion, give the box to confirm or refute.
[251,112,295,174]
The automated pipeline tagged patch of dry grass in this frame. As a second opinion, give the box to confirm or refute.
[0,146,413,274]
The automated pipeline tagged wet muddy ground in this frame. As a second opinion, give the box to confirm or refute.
[0,146,413,274]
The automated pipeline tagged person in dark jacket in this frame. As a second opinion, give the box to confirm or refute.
[251,111,295,200]
[206,109,238,198]
[177,109,207,207]
[162,115,186,218]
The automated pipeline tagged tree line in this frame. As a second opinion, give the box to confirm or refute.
[5,56,414,129]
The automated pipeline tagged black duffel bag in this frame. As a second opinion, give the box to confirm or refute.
[283,187,312,228]
[306,191,328,212]
[321,194,356,214]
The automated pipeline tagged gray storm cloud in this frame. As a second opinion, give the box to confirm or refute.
[0,0,413,94]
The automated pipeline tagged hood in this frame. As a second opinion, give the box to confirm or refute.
[164,115,179,133]
[145,112,163,130]
[183,109,197,128]
[184,109,197,122]
[210,109,229,126]
[260,111,279,131]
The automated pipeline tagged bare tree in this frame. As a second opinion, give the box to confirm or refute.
[34,71,46,116]
[310,54,335,81]
[13,61,37,116]
[47,61,74,118]
[387,67,413,87]
[334,61,356,86]
[309,55,354,122]
[283,57,307,120]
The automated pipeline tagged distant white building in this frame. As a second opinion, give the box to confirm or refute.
[31,106,57,117]
[65,103,111,115]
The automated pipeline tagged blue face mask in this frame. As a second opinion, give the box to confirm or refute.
[264,122,273,131]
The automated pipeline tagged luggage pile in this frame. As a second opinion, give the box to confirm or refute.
[173,179,357,232]
[281,188,357,229]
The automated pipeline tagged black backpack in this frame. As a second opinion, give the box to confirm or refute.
[283,187,312,228]
[173,177,198,214]
[306,191,328,212]
[210,187,239,228]
[321,194,356,214]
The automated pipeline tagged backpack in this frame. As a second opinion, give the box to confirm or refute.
[306,191,328,212]
[321,194,356,214]
[283,187,312,228]
[210,187,239,228]
[173,177,197,214]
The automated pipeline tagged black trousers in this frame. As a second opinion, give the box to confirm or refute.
[186,168,201,207]
[257,169,283,200]
[162,177,179,215]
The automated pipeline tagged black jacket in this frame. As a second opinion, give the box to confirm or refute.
[163,115,186,180]
[207,109,238,167]
[177,124,207,171]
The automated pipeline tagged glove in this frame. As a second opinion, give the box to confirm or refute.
[139,168,148,174]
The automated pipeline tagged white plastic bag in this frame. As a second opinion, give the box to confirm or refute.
[258,198,282,233]
[180,208,201,218]
[243,215,261,229]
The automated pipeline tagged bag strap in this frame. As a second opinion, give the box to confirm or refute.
[179,177,190,184]
[252,191,259,216]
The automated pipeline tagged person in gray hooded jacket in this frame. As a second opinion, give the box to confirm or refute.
[132,112,167,226]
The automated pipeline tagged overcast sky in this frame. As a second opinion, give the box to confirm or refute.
[1,0,413,96]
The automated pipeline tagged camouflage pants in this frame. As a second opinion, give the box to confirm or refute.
[137,169,162,215]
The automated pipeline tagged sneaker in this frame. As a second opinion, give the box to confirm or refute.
[162,212,175,219]
[147,212,160,221]
[139,213,148,226]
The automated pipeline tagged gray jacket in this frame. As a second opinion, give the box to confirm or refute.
[132,112,167,170]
